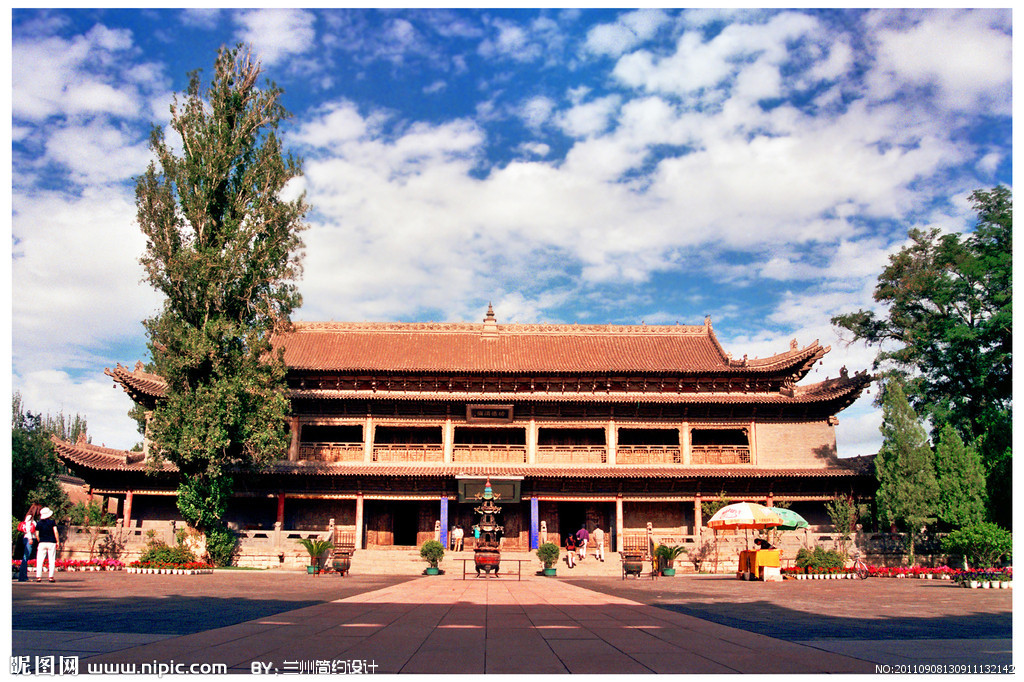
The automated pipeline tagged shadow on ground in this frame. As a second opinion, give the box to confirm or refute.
[12,574,414,635]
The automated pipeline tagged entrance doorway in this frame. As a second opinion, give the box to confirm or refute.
[391,501,420,546]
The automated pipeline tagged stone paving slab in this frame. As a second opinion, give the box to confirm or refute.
[13,570,1013,674]
[74,576,877,674]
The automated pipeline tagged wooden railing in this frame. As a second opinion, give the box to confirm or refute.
[298,442,363,462]
[690,445,751,464]
[373,444,444,462]
[452,444,527,463]
[616,445,681,464]
[536,444,606,464]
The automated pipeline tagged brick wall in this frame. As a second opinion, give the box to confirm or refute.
[755,420,838,467]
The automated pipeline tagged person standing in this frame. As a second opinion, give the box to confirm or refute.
[576,524,589,561]
[453,525,464,551]
[34,507,59,583]
[564,533,576,568]
[592,526,605,562]
[17,504,39,582]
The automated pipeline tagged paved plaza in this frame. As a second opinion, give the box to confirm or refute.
[12,570,1013,675]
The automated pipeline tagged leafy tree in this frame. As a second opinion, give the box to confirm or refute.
[69,499,114,559]
[825,495,863,557]
[873,379,938,562]
[135,45,308,564]
[941,522,1012,569]
[833,187,1011,526]
[12,393,71,519]
[933,423,986,530]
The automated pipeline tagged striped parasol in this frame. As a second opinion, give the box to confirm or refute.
[706,502,784,530]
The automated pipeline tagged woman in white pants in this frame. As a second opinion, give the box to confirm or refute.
[34,507,60,582]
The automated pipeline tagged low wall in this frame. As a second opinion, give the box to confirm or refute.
[53,523,947,571]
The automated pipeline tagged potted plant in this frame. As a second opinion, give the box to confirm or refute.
[420,539,445,575]
[654,544,686,576]
[537,542,560,576]
[297,538,333,574]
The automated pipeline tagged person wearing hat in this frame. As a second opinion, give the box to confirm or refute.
[34,507,60,583]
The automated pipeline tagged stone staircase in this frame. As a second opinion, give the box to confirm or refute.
[344,548,689,578]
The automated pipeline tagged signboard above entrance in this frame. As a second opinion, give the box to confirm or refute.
[466,404,513,423]
[455,476,522,503]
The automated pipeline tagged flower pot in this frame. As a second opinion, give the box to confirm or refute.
[543,567,557,577]
[969,580,979,588]
[306,565,318,574]
[661,568,676,577]
[425,566,440,575]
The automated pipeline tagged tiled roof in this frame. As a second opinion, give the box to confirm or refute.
[51,437,871,479]
[51,436,168,472]
[291,370,871,405]
[271,319,827,375]
[105,363,167,400]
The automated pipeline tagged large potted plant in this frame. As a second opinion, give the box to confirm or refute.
[297,538,333,574]
[654,544,686,576]
[537,542,560,576]
[420,539,445,575]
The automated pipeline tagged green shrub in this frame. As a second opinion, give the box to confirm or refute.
[654,544,687,564]
[205,526,239,567]
[795,546,845,569]
[536,542,560,568]
[941,522,1011,568]
[297,537,333,568]
[419,539,445,567]
[139,541,197,565]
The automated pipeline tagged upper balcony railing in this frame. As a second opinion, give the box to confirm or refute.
[296,442,751,465]
[616,445,681,465]
[298,442,363,463]
[373,444,444,463]
[690,445,751,465]
[452,443,528,464]
[536,444,606,464]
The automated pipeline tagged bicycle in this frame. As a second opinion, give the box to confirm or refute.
[851,554,870,579]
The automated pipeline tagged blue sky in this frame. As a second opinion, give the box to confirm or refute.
[10,8,1012,453]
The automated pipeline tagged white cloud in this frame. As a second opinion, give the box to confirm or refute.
[557,95,621,138]
[12,187,158,375]
[233,9,317,66]
[12,25,144,122]
[867,9,1011,114]
[585,9,671,57]
[519,96,555,130]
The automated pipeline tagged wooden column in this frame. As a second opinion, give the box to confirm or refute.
[606,419,617,465]
[615,495,624,553]
[694,492,702,544]
[123,491,134,528]
[288,417,300,461]
[354,493,364,550]
[443,418,454,463]
[276,493,286,526]
[527,419,538,464]
[766,491,774,507]
[363,417,374,463]
[680,422,690,464]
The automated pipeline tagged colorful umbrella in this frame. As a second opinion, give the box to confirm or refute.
[769,507,809,530]
[706,502,784,530]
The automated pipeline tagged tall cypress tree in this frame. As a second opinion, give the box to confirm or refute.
[135,45,308,564]
[874,379,939,562]
[933,423,986,530]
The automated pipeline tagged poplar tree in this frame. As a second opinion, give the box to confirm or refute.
[874,379,938,562]
[135,45,308,564]
[933,423,986,530]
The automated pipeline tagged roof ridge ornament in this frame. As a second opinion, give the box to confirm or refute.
[482,303,498,338]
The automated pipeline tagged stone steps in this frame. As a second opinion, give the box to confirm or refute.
[343,548,693,578]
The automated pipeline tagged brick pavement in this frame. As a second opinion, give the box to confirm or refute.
[12,571,1012,674]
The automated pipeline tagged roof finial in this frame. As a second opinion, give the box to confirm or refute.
[484,302,496,323]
